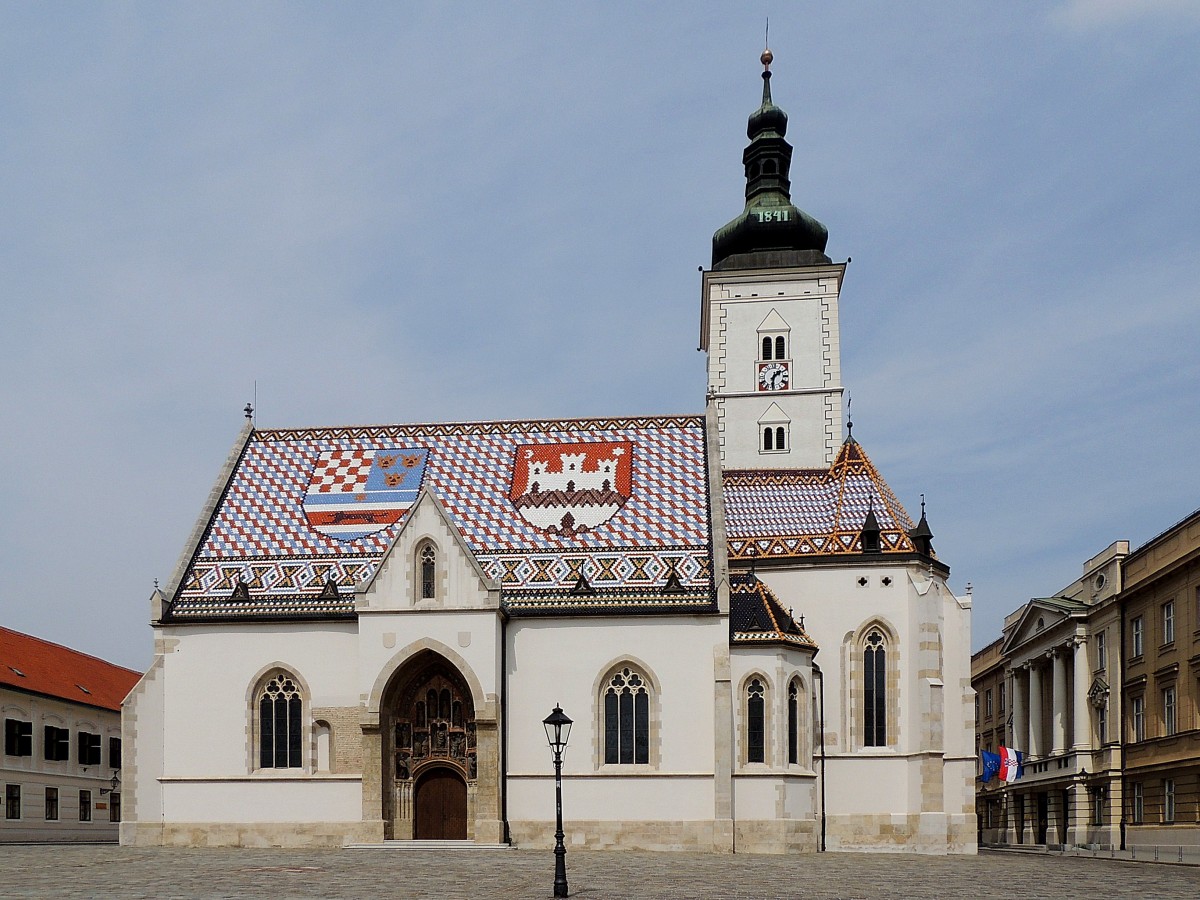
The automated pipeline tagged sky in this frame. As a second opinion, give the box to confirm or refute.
[1,3,1198,671]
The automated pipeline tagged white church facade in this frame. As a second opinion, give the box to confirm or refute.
[121,52,975,854]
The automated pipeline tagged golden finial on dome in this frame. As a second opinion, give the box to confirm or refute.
[761,48,773,69]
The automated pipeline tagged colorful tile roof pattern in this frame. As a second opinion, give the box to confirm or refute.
[729,575,816,649]
[0,627,142,711]
[168,416,715,619]
[722,438,919,560]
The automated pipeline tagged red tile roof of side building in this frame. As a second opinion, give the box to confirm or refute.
[0,627,142,712]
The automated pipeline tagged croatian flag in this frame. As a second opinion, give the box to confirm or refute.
[980,749,1001,783]
[998,746,1023,782]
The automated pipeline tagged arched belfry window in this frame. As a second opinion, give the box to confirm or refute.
[747,678,766,763]
[763,426,774,451]
[603,667,650,764]
[418,542,436,600]
[774,426,786,450]
[762,336,773,360]
[258,673,303,769]
[774,335,786,360]
[864,630,887,747]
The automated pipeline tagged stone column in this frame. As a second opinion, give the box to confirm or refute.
[1072,639,1091,751]
[1052,648,1067,754]
[1028,663,1043,758]
[1010,668,1026,753]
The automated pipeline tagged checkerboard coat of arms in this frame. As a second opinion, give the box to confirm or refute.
[509,441,633,535]
[302,448,429,541]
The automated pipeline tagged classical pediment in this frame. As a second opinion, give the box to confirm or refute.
[1001,597,1087,655]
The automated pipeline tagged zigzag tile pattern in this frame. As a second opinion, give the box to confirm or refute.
[172,416,713,617]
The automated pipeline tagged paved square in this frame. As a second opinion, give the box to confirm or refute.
[1,845,1196,899]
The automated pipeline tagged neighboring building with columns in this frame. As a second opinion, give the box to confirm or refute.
[122,52,975,854]
[973,541,1127,848]
[1120,508,1200,850]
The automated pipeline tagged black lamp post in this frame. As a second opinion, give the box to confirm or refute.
[543,704,573,898]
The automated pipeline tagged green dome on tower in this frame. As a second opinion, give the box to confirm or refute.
[711,49,831,271]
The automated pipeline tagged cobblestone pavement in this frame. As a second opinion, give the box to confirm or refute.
[2,845,1197,899]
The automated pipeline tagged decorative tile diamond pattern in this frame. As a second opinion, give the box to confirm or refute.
[723,439,918,560]
[171,416,713,618]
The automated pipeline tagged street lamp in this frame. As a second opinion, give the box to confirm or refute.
[543,704,573,898]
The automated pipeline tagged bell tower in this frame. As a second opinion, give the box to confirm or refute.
[700,49,845,470]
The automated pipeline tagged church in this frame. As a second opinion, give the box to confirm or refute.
[121,51,975,854]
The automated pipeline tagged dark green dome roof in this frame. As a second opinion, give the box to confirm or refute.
[712,52,830,271]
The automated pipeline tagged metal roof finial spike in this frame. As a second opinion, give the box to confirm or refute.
[920,493,926,517]
[762,19,772,70]
[846,392,853,441]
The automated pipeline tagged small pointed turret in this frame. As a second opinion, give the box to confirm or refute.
[711,48,831,271]
[860,506,882,554]
[909,496,934,556]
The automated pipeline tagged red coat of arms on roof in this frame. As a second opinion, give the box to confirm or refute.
[302,447,429,542]
[509,441,633,535]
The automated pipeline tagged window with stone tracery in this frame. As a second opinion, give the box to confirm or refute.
[604,667,649,765]
[787,679,799,765]
[419,542,437,600]
[863,629,887,747]
[258,674,303,769]
[746,678,766,764]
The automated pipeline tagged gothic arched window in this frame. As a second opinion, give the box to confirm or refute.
[258,673,303,769]
[747,677,766,763]
[788,679,799,765]
[419,543,436,600]
[603,667,650,764]
[864,630,887,747]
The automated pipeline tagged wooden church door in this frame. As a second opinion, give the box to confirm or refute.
[414,767,467,839]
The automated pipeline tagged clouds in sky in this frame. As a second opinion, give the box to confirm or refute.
[1,4,1197,668]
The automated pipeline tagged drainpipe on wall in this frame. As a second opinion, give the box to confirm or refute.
[1117,607,1126,851]
[501,610,510,844]
[813,661,827,852]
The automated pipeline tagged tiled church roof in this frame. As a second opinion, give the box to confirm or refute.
[722,438,919,561]
[0,627,141,711]
[167,416,715,620]
[729,574,816,649]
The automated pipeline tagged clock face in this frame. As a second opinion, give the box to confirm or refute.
[757,361,790,391]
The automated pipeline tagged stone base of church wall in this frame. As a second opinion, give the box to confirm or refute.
[509,819,717,852]
[733,818,818,854]
[824,813,977,854]
[120,820,384,848]
[509,818,816,853]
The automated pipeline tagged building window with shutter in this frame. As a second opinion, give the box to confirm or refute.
[4,719,32,757]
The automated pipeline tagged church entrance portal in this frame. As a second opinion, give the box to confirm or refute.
[414,767,468,839]
[384,652,478,841]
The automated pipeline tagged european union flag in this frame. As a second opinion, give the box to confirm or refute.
[980,749,1001,783]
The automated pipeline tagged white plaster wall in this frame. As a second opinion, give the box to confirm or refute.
[161,778,361,823]
[357,610,502,707]
[704,268,844,471]
[505,616,724,823]
[508,776,714,823]
[156,623,359,778]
